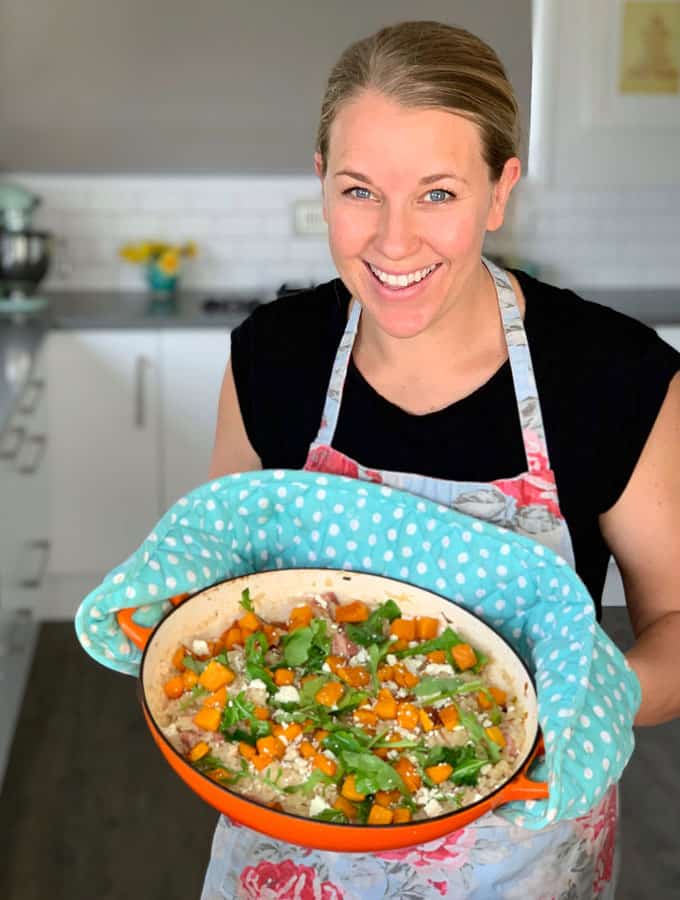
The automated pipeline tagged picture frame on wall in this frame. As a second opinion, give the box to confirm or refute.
[580,0,680,130]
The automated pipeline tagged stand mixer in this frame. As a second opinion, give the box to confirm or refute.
[0,182,53,315]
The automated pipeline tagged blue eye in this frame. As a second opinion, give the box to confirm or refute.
[344,186,373,200]
[426,189,454,203]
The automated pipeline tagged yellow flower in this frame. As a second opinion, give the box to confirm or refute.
[119,239,198,266]
[120,243,147,263]
[179,240,198,259]
[157,249,180,276]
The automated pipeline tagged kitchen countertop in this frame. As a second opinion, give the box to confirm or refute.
[1,283,679,436]
[45,288,269,330]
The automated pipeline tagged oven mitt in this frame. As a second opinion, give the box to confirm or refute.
[75,469,641,830]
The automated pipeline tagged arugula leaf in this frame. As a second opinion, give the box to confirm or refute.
[414,676,485,704]
[297,675,330,706]
[395,627,462,661]
[333,687,369,713]
[221,691,256,729]
[457,707,501,764]
[179,684,209,710]
[355,797,374,824]
[281,619,330,673]
[367,642,392,691]
[220,690,272,743]
[346,600,402,647]
[322,729,371,756]
[191,754,248,784]
[395,627,489,671]
[240,587,254,613]
[424,744,487,786]
[244,632,277,692]
[340,751,406,795]
[478,688,503,725]
[371,737,423,751]
[283,769,337,795]
[181,655,206,674]
[315,807,348,824]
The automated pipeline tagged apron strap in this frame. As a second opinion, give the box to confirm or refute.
[482,257,553,471]
[313,297,361,447]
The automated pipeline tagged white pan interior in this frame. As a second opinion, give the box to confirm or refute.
[142,568,539,776]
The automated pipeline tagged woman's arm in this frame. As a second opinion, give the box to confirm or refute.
[208,359,262,478]
[599,372,680,726]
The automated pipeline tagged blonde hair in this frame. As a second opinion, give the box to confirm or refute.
[316,20,520,182]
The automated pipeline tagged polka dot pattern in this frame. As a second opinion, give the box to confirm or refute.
[74,469,641,830]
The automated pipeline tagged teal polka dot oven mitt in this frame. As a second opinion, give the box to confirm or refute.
[75,469,641,829]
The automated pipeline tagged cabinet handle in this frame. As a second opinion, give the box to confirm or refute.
[0,424,27,460]
[18,539,51,589]
[18,378,45,415]
[18,434,47,475]
[134,355,150,428]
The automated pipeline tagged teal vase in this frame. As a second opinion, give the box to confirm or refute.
[146,260,179,295]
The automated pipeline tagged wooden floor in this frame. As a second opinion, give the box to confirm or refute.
[0,610,678,899]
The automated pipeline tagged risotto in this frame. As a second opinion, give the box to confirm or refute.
[157,589,527,825]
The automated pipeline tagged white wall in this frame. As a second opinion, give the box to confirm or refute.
[12,0,680,296]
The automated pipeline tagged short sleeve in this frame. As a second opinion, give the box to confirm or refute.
[228,282,350,469]
[599,328,680,512]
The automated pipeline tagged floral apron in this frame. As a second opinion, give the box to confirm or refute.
[201,259,620,899]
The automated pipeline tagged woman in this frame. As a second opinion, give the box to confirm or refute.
[206,21,680,899]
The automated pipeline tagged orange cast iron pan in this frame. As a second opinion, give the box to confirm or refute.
[117,568,548,852]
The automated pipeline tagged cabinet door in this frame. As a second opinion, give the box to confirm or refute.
[159,329,230,507]
[46,330,161,576]
[0,344,52,614]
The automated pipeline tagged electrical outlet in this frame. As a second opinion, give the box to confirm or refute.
[293,199,327,235]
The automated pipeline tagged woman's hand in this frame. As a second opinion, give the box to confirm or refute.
[600,372,680,726]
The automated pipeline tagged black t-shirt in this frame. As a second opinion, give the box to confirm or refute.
[231,270,680,619]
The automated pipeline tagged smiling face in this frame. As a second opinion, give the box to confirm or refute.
[315,91,521,340]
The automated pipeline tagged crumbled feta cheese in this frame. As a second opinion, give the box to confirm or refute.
[355,647,369,665]
[424,663,455,677]
[192,639,209,656]
[322,662,332,673]
[481,764,492,775]
[414,787,433,805]
[387,750,399,760]
[248,678,267,691]
[424,798,443,817]
[386,654,397,666]
[507,705,515,713]
[313,593,328,609]
[403,658,420,674]
[274,685,300,704]
[396,688,408,698]
[481,717,492,728]
[323,749,336,760]
[408,641,418,648]
[309,796,330,816]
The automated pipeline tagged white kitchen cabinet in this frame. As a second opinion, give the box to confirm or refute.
[46,330,161,576]
[0,345,51,614]
[159,329,230,507]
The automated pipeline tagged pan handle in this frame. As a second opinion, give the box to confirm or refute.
[496,734,549,803]
[116,593,190,651]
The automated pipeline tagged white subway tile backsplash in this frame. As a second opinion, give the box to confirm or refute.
[8,173,679,293]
